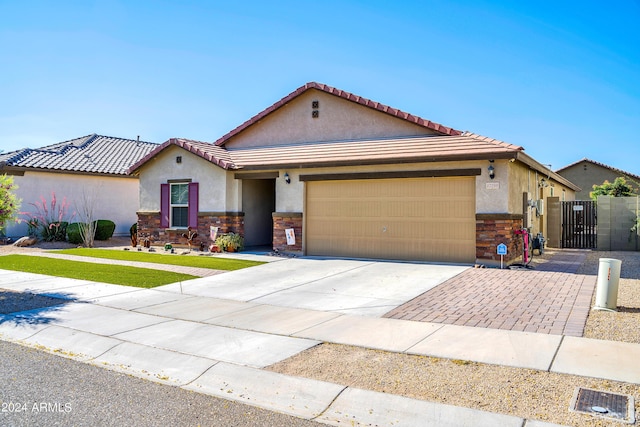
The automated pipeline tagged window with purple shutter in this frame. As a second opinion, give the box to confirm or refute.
[160,182,198,228]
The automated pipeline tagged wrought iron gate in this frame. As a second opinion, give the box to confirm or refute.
[561,201,597,248]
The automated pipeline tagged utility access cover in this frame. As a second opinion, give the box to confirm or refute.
[570,387,635,424]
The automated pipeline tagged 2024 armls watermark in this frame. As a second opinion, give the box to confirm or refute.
[1,401,72,414]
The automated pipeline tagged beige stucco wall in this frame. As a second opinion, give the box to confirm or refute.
[273,160,508,213]
[224,89,440,149]
[507,161,576,237]
[136,146,576,244]
[5,171,139,238]
[137,146,240,213]
[475,159,509,214]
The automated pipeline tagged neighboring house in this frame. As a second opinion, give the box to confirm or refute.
[0,134,157,238]
[128,82,578,265]
[556,158,640,200]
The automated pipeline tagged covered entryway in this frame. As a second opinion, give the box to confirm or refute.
[304,176,476,263]
[241,178,276,247]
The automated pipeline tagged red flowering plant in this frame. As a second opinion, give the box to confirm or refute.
[0,174,21,237]
[21,192,75,241]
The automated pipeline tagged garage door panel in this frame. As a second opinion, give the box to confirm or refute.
[306,177,476,263]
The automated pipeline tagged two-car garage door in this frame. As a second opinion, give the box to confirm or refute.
[305,176,476,263]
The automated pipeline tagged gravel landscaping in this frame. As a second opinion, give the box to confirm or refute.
[580,251,640,344]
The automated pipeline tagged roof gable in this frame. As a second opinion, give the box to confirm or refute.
[127,138,236,174]
[0,134,157,176]
[556,158,640,183]
[214,82,462,148]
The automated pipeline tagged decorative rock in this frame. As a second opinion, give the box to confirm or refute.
[13,236,38,247]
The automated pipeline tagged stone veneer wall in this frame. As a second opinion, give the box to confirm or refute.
[136,211,244,249]
[272,212,303,254]
[476,214,524,264]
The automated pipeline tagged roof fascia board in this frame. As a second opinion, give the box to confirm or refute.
[0,165,25,176]
[4,166,138,179]
[516,152,581,191]
[234,171,280,179]
[300,168,482,182]
[235,152,517,171]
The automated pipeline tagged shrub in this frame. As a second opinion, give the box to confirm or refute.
[67,222,86,244]
[215,232,244,251]
[0,174,21,232]
[130,223,137,247]
[94,220,116,240]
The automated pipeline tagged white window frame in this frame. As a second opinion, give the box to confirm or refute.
[170,182,189,228]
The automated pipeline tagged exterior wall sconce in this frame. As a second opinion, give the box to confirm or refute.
[488,163,495,180]
[176,156,182,164]
[284,172,291,184]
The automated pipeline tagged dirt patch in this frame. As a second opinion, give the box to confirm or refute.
[267,343,639,427]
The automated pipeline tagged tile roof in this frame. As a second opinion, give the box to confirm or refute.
[0,134,157,176]
[128,138,236,173]
[129,133,525,173]
[556,158,640,182]
[213,82,462,146]
[228,133,523,170]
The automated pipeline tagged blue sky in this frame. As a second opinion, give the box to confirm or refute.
[1,1,639,175]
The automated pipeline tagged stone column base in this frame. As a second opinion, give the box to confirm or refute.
[272,212,303,254]
[476,214,524,265]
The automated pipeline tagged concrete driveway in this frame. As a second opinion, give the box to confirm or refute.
[158,257,468,317]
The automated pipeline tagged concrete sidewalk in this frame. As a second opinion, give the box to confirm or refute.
[0,258,637,426]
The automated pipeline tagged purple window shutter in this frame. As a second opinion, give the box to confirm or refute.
[188,182,199,228]
[160,184,169,228]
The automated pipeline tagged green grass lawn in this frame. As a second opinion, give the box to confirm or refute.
[0,255,197,288]
[50,248,265,270]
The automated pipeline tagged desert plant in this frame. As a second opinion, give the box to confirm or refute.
[214,232,244,252]
[26,217,40,237]
[73,188,99,247]
[43,221,69,242]
[21,192,74,241]
[94,219,116,240]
